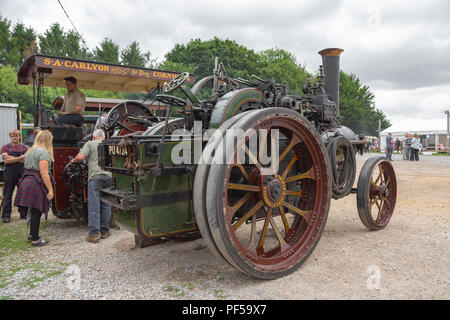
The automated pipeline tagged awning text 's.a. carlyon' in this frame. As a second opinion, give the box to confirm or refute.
[39,57,188,82]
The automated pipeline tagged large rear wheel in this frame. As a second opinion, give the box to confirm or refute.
[205,108,332,279]
[193,111,254,272]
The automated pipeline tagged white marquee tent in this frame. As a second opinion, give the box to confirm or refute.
[380,119,449,151]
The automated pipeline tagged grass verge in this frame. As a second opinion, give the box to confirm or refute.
[0,222,30,258]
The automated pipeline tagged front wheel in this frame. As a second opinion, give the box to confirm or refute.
[357,156,397,230]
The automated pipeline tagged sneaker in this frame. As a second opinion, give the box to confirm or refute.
[2,217,11,223]
[31,239,49,247]
[86,233,101,243]
[101,231,111,239]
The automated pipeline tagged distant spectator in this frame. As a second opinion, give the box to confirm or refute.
[395,138,401,153]
[385,133,393,161]
[403,133,412,160]
[410,133,421,161]
[25,127,41,146]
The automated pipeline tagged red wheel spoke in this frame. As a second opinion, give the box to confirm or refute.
[374,168,383,184]
[284,167,315,183]
[257,208,273,250]
[376,200,385,221]
[244,146,262,171]
[279,205,291,233]
[370,180,381,190]
[236,164,249,182]
[270,217,288,247]
[282,201,311,222]
[227,183,261,192]
[375,199,381,210]
[386,177,391,187]
[285,189,303,197]
[282,155,298,179]
[279,136,300,163]
[232,201,264,231]
[368,197,378,210]
[231,193,251,214]
[379,167,385,184]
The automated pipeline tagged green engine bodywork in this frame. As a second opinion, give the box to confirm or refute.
[209,88,262,128]
[104,138,197,240]
[101,88,263,243]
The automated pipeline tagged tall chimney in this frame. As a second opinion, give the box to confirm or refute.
[318,48,344,114]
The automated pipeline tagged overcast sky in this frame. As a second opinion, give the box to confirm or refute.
[1,0,449,132]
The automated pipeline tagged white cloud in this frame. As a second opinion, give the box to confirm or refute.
[374,84,450,130]
[1,0,449,128]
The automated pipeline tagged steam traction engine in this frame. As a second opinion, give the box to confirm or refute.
[99,48,397,279]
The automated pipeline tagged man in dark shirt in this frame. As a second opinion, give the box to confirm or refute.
[1,130,29,222]
[395,138,401,153]
[385,133,394,161]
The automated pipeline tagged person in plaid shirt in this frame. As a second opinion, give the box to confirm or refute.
[14,130,54,247]
[1,130,29,223]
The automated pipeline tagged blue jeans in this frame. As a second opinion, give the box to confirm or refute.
[88,174,113,235]
[403,146,410,160]
[386,148,393,161]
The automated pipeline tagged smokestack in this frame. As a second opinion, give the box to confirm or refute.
[318,48,344,114]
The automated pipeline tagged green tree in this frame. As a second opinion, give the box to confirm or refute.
[22,39,39,60]
[38,23,66,57]
[9,22,37,66]
[163,37,260,80]
[0,13,12,66]
[93,38,120,64]
[339,71,390,135]
[120,41,154,68]
[0,14,37,68]
[39,23,90,59]
[0,65,34,122]
[64,29,90,59]
[258,48,309,94]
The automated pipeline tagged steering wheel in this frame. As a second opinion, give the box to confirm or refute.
[63,162,88,189]
[163,72,189,93]
[156,94,187,107]
[103,109,120,131]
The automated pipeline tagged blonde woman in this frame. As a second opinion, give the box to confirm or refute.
[14,130,54,247]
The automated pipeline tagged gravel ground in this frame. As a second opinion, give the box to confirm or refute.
[0,153,449,300]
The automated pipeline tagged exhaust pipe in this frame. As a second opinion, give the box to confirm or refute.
[318,48,344,114]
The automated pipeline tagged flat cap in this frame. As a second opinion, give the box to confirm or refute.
[64,76,77,83]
